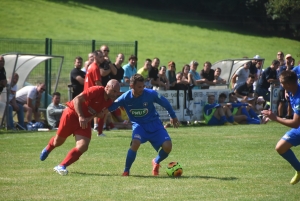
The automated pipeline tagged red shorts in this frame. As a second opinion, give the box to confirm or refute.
[56,108,92,139]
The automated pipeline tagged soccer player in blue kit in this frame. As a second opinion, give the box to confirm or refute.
[108,74,179,176]
[262,71,300,184]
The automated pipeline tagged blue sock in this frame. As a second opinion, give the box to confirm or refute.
[246,118,260,124]
[248,109,259,120]
[155,149,169,164]
[241,107,251,118]
[220,116,227,124]
[280,149,300,171]
[227,116,234,123]
[124,149,136,172]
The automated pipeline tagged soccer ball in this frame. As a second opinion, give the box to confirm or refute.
[166,162,183,177]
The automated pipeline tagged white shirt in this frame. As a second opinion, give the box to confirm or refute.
[16,86,38,104]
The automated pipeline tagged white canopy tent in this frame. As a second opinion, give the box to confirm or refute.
[0,53,64,129]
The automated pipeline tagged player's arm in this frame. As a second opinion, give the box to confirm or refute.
[261,110,300,128]
[231,74,238,88]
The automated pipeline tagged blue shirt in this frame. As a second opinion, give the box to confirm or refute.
[292,66,300,84]
[288,84,300,116]
[189,70,201,80]
[122,63,137,82]
[108,88,176,124]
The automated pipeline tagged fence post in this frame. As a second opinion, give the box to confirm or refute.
[44,38,51,109]
[92,40,96,52]
[134,41,138,58]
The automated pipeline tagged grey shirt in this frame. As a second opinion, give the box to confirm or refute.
[46,103,66,128]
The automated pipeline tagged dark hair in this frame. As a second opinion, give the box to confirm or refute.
[272,59,280,65]
[130,74,144,85]
[159,66,166,70]
[204,61,212,67]
[229,92,235,97]
[279,71,297,84]
[145,58,152,63]
[128,55,138,61]
[75,56,83,61]
[52,92,61,97]
[219,93,227,99]
[248,75,255,79]
[181,64,190,74]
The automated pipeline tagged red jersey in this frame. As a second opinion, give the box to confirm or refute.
[66,86,112,118]
[84,62,102,90]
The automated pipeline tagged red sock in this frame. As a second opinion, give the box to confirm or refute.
[109,122,115,129]
[60,147,82,167]
[46,137,55,152]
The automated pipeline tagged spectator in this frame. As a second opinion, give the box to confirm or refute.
[213,67,226,84]
[200,61,215,89]
[189,60,206,86]
[166,61,177,90]
[81,52,94,73]
[234,75,256,106]
[122,55,137,85]
[181,64,195,100]
[277,51,285,66]
[231,61,251,89]
[0,56,7,94]
[255,60,280,102]
[277,54,294,119]
[137,58,152,88]
[70,56,85,99]
[250,55,263,90]
[7,73,25,130]
[203,94,237,125]
[99,45,117,87]
[46,92,66,129]
[110,53,125,84]
[149,57,166,88]
[16,83,46,123]
[291,57,295,68]
[153,66,169,91]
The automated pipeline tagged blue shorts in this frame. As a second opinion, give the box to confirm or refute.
[282,127,300,146]
[132,119,171,151]
[208,116,224,126]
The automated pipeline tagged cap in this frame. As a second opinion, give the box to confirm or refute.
[285,54,292,59]
[190,60,198,66]
[253,55,261,59]
[257,96,265,103]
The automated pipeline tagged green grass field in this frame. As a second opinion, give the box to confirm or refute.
[1,122,299,200]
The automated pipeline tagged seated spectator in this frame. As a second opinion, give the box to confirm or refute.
[7,73,25,130]
[189,61,207,87]
[153,66,169,91]
[149,57,166,89]
[46,92,66,129]
[231,61,251,89]
[200,61,215,89]
[166,61,177,90]
[213,67,226,84]
[234,75,256,106]
[203,94,238,125]
[137,58,152,88]
[16,83,46,123]
[0,56,7,95]
[110,106,132,129]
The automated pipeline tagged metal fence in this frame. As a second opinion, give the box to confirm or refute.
[0,38,138,103]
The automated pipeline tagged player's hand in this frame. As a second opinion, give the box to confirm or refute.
[170,118,179,128]
[261,110,277,121]
[79,116,90,129]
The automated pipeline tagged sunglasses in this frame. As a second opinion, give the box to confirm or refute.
[103,49,110,52]
[41,88,46,91]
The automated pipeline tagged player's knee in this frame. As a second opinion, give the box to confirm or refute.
[162,141,172,153]
[130,139,140,151]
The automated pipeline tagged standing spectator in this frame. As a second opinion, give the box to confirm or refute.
[70,56,85,99]
[231,61,251,89]
[153,66,169,91]
[7,73,25,130]
[213,67,226,84]
[122,55,138,85]
[200,61,215,89]
[46,92,66,129]
[166,61,177,90]
[137,58,152,88]
[149,57,165,88]
[16,83,46,123]
[277,54,294,119]
[181,64,195,100]
[255,60,280,102]
[81,53,94,73]
[99,45,117,86]
[0,56,7,94]
[108,74,179,176]
[261,71,300,185]
[39,80,120,176]
[110,53,125,84]
[277,51,285,66]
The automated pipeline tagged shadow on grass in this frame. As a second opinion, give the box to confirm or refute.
[45,0,281,39]
[72,171,238,181]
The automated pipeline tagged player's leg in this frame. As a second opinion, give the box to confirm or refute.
[40,134,66,161]
[23,104,32,122]
[123,139,141,176]
[223,106,235,123]
[213,107,229,124]
[276,129,300,184]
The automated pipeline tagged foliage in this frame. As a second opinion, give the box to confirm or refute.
[0,122,300,200]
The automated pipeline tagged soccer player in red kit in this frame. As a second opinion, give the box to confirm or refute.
[39,79,120,175]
